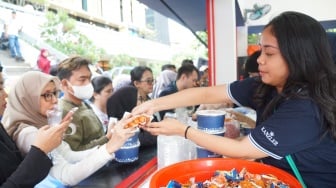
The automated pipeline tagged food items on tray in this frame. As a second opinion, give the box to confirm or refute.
[124,114,152,129]
[165,168,290,188]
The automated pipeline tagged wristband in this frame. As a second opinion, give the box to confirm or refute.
[184,126,191,139]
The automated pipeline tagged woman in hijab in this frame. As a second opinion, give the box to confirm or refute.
[151,69,177,99]
[0,66,71,187]
[3,71,135,186]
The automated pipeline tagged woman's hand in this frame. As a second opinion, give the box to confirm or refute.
[105,119,117,139]
[105,116,137,154]
[131,100,156,116]
[140,118,186,137]
[32,119,71,154]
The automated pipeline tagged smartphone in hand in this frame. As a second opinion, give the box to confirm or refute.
[62,107,78,122]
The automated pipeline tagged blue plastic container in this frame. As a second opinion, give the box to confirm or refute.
[196,145,222,158]
[196,129,224,159]
[197,110,226,132]
[115,141,140,163]
[123,128,140,146]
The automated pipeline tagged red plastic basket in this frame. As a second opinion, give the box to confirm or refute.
[150,158,302,188]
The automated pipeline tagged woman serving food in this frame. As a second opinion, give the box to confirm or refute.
[133,11,336,187]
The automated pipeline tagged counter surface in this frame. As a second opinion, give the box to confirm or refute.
[73,145,157,188]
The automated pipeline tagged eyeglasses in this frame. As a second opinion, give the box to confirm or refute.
[140,78,155,84]
[41,90,60,101]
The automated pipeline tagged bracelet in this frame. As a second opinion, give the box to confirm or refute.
[184,126,191,139]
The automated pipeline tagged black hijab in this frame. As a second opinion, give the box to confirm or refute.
[106,86,138,120]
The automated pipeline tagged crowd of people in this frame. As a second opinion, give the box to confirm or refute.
[0,49,203,187]
[1,10,336,188]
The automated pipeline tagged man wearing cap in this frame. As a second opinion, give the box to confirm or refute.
[4,11,25,62]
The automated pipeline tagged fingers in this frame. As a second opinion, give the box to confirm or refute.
[119,115,139,129]
[131,105,141,114]
[110,117,137,134]
[131,103,153,116]
[39,125,51,130]
[61,114,73,123]
[44,121,70,136]
[109,127,136,149]
[58,121,70,132]
[60,107,78,123]
[40,124,64,133]
[34,125,64,153]
[141,124,160,136]
[122,111,132,119]
[108,117,118,127]
[140,122,158,133]
[107,123,116,136]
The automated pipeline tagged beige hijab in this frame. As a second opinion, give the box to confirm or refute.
[2,71,60,141]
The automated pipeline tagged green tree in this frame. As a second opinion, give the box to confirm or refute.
[248,33,260,44]
[110,54,138,68]
[40,11,106,62]
[171,31,208,66]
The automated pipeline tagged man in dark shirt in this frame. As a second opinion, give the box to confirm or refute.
[158,64,199,120]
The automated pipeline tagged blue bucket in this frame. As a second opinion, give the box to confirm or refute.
[123,128,140,146]
[196,145,222,158]
[197,110,226,132]
[115,141,140,163]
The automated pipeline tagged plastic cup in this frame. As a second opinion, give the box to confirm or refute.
[47,107,76,135]
[47,108,63,126]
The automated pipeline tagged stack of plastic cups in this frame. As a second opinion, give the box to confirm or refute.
[113,117,141,163]
[157,134,185,169]
[157,108,198,169]
[176,108,197,161]
[196,110,226,158]
[157,112,186,169]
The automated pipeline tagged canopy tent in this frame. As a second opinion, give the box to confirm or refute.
[138,0,336,35]
[138,0,336,85]
[138,0,244,47]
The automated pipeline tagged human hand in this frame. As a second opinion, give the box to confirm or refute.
[140,118,186,137]
[32,119,71,154]
[105,117,118,139]
[105,116,137,154]
[131,100,156,117]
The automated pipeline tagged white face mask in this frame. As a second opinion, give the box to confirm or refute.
[69,82,94,100]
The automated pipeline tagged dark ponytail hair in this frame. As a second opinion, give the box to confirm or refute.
[130,66,152,86]
[90,76,112,102]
